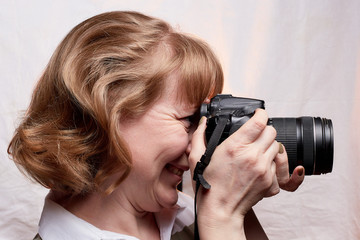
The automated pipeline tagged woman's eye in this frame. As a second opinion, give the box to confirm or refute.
[181,117,192,127]
[181,113,199,129]
[188,112,200,125]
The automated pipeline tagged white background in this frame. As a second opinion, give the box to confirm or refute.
[1,1,359,239]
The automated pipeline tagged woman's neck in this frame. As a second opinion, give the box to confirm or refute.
[49,190,161,240]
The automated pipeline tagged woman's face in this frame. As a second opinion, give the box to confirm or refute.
[116,73,198,212]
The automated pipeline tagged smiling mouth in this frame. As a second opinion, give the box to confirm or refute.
[166,164,184,176]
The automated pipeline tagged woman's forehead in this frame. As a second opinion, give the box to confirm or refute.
[157,72,199,110]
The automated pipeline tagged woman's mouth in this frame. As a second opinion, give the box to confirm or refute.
[166,164,184,176]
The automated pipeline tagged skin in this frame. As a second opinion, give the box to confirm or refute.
[57,72,305,240]
[59,73,197,240]
[189,109,305,239]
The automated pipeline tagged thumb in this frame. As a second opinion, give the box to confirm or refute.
[188,116,207,172]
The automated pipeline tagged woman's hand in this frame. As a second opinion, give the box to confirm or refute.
[274,144,305,192]
[189,109,304,239]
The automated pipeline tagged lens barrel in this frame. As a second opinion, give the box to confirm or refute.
[270,117,334,175]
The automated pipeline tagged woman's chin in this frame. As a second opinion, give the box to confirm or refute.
[156,187,179,209]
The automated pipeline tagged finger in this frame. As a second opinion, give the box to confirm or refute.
[261,139,281,166]
[228,109,268,145]
[281,166,305,192]
[265,161,280,197]
[188,116,207,170]
[274,143,290,186]
[254,125,277,154]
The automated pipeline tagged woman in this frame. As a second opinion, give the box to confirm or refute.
[8,11,304,239]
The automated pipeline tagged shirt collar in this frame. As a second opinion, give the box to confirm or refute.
[38,192,193,240]
[38,197,139,240]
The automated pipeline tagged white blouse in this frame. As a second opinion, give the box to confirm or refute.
[37,191,194,240]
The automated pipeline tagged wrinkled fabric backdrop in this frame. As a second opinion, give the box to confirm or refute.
[1,1,359,239]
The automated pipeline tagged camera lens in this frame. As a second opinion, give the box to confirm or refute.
[270,117,334,175]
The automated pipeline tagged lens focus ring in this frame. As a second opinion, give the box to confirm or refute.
[271,118,298,173]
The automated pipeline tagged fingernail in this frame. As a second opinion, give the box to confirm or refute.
[199,116,206,125]
[297,168,304,176]
[278,142,284,154]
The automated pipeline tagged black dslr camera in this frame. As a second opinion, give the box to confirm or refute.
[200,94,334,175]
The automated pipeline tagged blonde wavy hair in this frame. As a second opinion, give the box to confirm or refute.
[8,11,223,195]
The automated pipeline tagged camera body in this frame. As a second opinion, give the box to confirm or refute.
[200,94,334,175]
[201,94,264,143]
